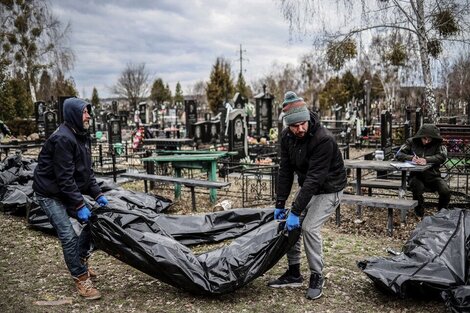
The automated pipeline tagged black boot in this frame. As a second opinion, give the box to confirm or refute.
[414,205,424,218]
[267,264,303,288]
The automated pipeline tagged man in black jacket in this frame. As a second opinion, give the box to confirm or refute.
[33,98,108,300]
[396,123,450,217]
[268,91,347,300]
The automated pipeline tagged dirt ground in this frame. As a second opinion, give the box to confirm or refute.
[0,146,449,312]
[0,195,446,313]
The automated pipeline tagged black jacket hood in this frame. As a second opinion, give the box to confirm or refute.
[63,98,91,134]
[413,124,442,143]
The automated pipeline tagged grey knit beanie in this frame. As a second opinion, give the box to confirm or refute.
[282,91,310,125]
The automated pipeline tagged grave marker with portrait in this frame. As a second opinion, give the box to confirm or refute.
[184,99,198,138]
[107,118,122,152]
[254,89,273,139]
[228,109,248,159]
[44,110,57,139]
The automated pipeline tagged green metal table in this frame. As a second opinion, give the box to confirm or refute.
[142,152,234,203]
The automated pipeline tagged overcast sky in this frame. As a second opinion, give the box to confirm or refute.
[51,0,314,99]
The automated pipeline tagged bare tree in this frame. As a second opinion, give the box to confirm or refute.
[448,53,470,116]
[252,61,302,109]
[278,0,470,123]
[0,0,75,102]
[112,62,149,111]
[186,80,208,112]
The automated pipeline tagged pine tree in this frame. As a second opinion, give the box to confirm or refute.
[206,57,234,113]
[174,82,184,109]
[150,78,167,108]
[0,62,16,121]
[9,76,32,118]
[235,73,251,99]
[37,70,53,102]
[91,87,100,110]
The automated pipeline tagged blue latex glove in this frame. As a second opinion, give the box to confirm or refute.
[96,195,109,207]
[285,212,300,231]
[274,208,286,220]
[77,205,92,223]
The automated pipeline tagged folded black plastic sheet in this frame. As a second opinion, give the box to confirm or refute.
[0,184,32,214]
[25,189,173,232]
[90,206,299,295]
[112,206,275,245]
[358,209,470,312]
[0,156,36,186]
[27,204,54,231]
[442,286,470,313]
[103,189,172,214]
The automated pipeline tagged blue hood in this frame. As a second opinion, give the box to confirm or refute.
[63,98,91,133]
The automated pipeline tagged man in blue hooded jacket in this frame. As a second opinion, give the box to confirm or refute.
[33,98,108,300]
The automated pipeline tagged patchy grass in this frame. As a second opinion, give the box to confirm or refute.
[0,206,444,313]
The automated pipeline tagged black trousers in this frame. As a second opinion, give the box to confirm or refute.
[409,175,451,210]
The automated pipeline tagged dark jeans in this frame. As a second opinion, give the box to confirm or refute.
[409,176,451,210]
[35,193,91,277]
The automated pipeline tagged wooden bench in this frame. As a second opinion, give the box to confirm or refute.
[349,178,401,195]
[337,194,418,236]
[121,173,231,211]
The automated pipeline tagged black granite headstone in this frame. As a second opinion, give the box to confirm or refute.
[112,100,118,114]
[34,101,46,123]
[254,89,273,138]
[415,107,423,134]
[44,110,57,139]
[228,109,248,158]
[380,110,393,158]
[139,103,147,124]
[208,121,220,144]
[184,99,198,138]
[192,121,206,145]
[233,92,246,110]
[107,118,122,152]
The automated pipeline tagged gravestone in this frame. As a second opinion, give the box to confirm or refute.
[119,114,128,126]
[34,101,46,123]
[415,107,423,134]
[404,107,412,139]
[380,110,393,159]
[208,120,220,143]
[254,86,274,139]
[34,101,46,138]
[107,118,122,152]
[44,110,57,139]
[233,92,246,109]
[112,100,118,114]
[139,103,147,124]
[192,121,206,145]
[227,109,248,159]
[184,99,198,138]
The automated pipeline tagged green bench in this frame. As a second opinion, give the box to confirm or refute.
[121,173,231,211]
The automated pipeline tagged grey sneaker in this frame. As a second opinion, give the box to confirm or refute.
[267,270,303,288]
[306,273,324,300]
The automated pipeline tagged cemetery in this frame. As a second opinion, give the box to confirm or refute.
[1,84,470,312]
[2,1,470,311]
